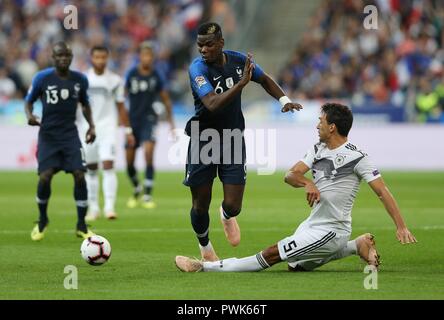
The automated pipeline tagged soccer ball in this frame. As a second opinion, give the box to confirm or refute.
[80,235,112,266]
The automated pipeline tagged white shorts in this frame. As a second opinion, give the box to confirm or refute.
[82,138,116,164]
[277,224,349,270]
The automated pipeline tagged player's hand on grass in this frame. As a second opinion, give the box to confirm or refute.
[281,102,303,113]
[126,133,136,148]
[86,126,96,144]
[239,52,254,87]
[396,227,417,244]
[27,115,41,126]
[305,182,320,207]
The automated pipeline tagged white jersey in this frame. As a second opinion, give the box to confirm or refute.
[78,68,124,138]
[300,141,381,234]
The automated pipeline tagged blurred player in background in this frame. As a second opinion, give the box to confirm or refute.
[184,22,303,261]
[77,45,135,221]
[176,103,417,272]
[25,42,95,240]
[125,41,175,209]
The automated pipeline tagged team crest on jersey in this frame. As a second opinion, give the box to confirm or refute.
[60,89,69,100]
[334,155,345,166]
[194,76,207,88]
[226,77,234,88]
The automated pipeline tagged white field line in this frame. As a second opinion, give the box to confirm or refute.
[1,225,444,235]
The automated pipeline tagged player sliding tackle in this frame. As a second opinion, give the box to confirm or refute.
[176,103,417,272]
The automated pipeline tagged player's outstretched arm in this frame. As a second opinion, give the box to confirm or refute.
[24,102,40,126]
[285,161,320,207]
[257,73,303,113]
[368,177,417,244]
[81,103,96,144]
[201,53,254,112]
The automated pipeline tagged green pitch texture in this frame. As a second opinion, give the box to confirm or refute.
[0,171,443,299]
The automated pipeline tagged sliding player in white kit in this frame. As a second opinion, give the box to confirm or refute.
[78,45,135,220]
[175,103,417,273]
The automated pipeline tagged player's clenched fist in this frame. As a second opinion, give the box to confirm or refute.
[305,181,320,207]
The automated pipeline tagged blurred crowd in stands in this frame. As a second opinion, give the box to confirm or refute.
[0,0,221,104]
[278,0,444,122]
[1,0,443,123]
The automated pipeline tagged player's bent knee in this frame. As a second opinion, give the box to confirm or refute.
[39,169,54,183]
[222,202,242,218]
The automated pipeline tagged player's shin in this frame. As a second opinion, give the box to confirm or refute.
[144,165,154,198]
[36,179,51,230]
[202,252,270,272]
[74,176,88,230]
[190,208,210,246]
[126,165,141,196]
[103,169,117,213]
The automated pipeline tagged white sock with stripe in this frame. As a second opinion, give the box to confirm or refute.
[202,252,270,272]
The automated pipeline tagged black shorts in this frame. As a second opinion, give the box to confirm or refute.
[183,135,247,187]
[37,137,86,174]
[127,116,158,149]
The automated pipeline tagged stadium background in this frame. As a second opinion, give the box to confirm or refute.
[0,0,443,172]
[0,0,444,301]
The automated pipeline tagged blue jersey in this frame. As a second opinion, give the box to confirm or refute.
[25,68,89,141]
[185,50,265,136]
[125,67,164,125]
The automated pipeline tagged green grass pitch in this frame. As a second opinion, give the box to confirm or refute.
[0,171,443,299]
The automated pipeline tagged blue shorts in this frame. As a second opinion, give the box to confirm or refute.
[127,116,158,149]
[37,137,86,174]
[183,136,247,187]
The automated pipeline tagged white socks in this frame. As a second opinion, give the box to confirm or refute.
[86,168,118,214]
[202,253,270,272]
[103,169,117,213]
[86,169,99,213]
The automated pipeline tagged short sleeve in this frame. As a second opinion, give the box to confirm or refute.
[189,63,214,98]
[25,73,43,104]
[301,145,316,168]
[354,155,381,183]
[78,75,90,105]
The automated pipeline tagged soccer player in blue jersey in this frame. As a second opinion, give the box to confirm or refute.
[25,42,96,241]
[184,22,303,261]
[125,41,175,209]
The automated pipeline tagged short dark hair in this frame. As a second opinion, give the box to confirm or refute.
[90,45,109,55]
[138,41,154,53]
[197,22,222,39]
[321,103,353,137]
